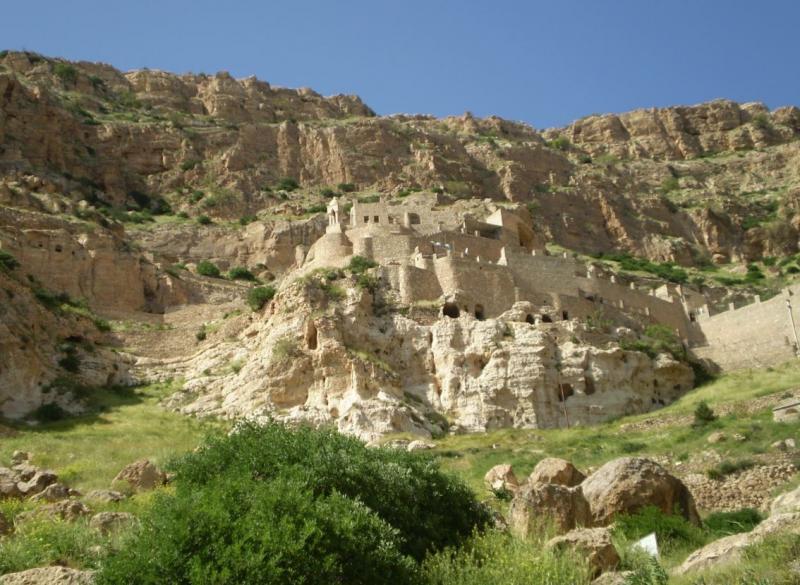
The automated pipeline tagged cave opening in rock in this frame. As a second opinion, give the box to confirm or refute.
[442,302,460,318]
[474,304,485,321]
[305,321,318,350]
[562,310,569,320]
[525,314,535,324]
[541,314,553,323]
[557,383,574,402]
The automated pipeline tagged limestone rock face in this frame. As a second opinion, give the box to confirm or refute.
[528,458,586,487]
[580,457,700,526]
[676,512,800,575]
[484,464,520,494]
[162,279,693,441]
[0,567,94,585]
[563,100,792,160]
[509,483,592,535]
[112,459,167,492]
[546,527,620,577]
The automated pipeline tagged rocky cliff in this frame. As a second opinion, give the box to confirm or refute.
[1,50,798,433]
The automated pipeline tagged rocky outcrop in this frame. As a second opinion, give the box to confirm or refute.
[580,457,700,525]
[772,484,800,515]
[158,277,693,441]
[89,511,137,535]
[561,100,799,160]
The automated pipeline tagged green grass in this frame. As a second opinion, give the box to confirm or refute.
[431,360,800,497]
[0,382,215,491]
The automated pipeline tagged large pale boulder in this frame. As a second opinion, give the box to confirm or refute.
[29,483,78,502]
[484,464,520,494]
[528,458,586,487]
[0,566,94,584]
[580,457,699,525]
[771,484,800,515]
[16,501,92,525]
[113,459,167,492]
[509,483,592,535]
[85,489,126,503]
[676,512,800,575]
[547,527,619,577]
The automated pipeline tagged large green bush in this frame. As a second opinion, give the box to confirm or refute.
[196,260,220,278]
[97,477,418,585]
[247,285,275,311]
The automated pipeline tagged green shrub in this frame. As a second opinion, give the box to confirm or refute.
[0,250,19,271]
[306,203,327,214]
[348,255,378,274]
[660,177,680,193]
[547,135,571,151]
[239,214,256,225]
[337,182,357,193]
[196,260,221,278]
[180,159,200,171]
[693,401,717,426]
[614,506,705,557]
[320,187,336,198]
[277,177,299,191]
[189,190,205,204]
[751,113,771,130]
[422,530,590,585]
[97,476,419,585]
[31,403,69,423]
[704,508,763,538]
[165,422,492,561]
[228,266,255,281]
[707,459,755,481]
[356,273,380,293]
[196,214,212,225]
[53,62,78,84]
[622,555,668,585]
[195,326,207,342]
[247,286,275,311]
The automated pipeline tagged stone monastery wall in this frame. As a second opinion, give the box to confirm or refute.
[690,285,800,371]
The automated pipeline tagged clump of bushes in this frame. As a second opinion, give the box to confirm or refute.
[196,215,212,225]
[0,250,19,271]
[614,506,706,558]
[53,62,78,84]
[247,286,275,311]
[547,135,571,151]
[348,255,377,274]
[97,422,491,584]
[228,266,255,281]
[706,459,755,481]
[276,177,299,192]
[196,260,221,278]
[337,182,357,193]
[30,402,70,423]
[592,251,688,284]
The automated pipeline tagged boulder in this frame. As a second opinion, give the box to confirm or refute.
[509,483,592,535]
[18,500,92,525]
[112,459,167,492]
[10,451,31,465]
[29,483,79,502]
[0,566,94,584]
[85,489,126,503]
[773,398,800,423]
[580,457,699,526]
[484,464,519,494]
[89,511,137,535]
[528,458,586,487]
[706,431,726,444]
[547,527,619,577]
[772,485,800,515]
[591,572,633,585]
[771,438,796,451]
[676,512,800,575]
[16,470,58,497]
[0,467,21,498]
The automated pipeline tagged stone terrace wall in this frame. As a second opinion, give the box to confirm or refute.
[691,286,800,370]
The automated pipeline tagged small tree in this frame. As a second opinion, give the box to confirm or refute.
[228,266,255,281]
[247,286,276,311]
[693,401,717,426]
[196,261,220,278]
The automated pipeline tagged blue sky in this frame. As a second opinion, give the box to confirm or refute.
[2,0,798,128]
